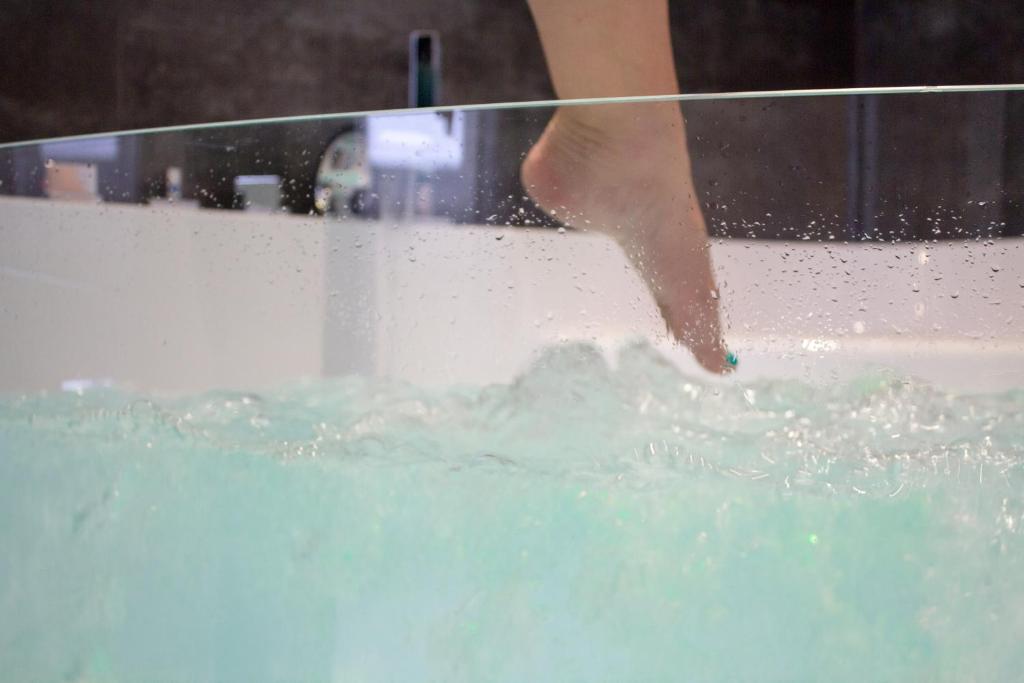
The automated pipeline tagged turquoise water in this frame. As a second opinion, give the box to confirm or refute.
[1,342,1022,682]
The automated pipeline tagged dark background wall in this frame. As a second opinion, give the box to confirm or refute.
[2,0,1023,143]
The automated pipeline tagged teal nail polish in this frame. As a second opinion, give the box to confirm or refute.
[725,351,739,368]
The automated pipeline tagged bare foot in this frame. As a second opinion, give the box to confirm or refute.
[521,103,732,374]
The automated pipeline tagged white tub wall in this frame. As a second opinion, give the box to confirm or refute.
[340,220,1024,391]
[0,198,326,394]
[1,196,1022,395]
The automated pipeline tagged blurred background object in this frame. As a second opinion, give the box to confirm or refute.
[1,0,1023,238]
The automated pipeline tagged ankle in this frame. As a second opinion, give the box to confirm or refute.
[558,101,684,142]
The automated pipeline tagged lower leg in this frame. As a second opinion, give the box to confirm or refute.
[526,0,679,100]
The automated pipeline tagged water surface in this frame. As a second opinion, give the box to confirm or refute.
[2,343,1022,681]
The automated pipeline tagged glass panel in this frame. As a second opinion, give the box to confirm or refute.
[2,89,1023,680]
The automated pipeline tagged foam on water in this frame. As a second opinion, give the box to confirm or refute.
[2,342,1023,681]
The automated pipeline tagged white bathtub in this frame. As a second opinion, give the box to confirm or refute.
[2,196,1020,395]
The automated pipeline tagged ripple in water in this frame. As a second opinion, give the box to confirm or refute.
[1,342,1022,681]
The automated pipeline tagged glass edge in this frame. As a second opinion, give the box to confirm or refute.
[2,83,1023,151]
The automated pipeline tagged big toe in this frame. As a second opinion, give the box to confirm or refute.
[657,296,733,375]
